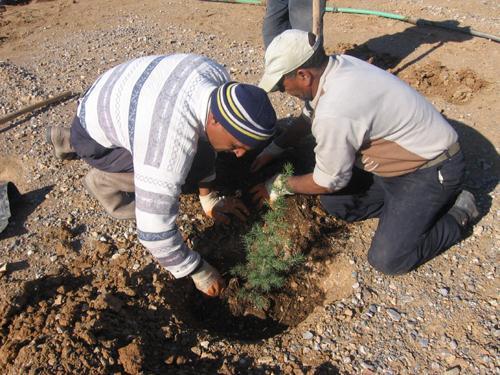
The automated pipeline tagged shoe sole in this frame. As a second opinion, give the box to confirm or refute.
[45,126,52,145]
[45,126,77,160]
[464,191,480,220]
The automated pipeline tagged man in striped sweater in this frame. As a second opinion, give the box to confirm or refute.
[47,54,277,297]
[253,30,479,275]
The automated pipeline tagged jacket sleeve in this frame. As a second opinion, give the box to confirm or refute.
[133,182,201,278]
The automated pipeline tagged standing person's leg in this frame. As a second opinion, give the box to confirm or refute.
[262,0,291,49]
[319,167,386,222]
[367,152,466,275]
[288,0,326,34]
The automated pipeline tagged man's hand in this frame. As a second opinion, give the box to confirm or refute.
[199,191,249,224]
[250,141,285,172]
[211,197,249,224]
[190,260,225,297]
[250,173,294,208]
[250,152,275,173]
[249,183,270,209]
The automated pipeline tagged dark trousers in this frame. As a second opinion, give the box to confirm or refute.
[70,116,134,173]
[320,151,465,275]
[262,0,326,48]
[69,116,216,188]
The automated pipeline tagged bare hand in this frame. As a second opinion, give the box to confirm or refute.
[250,152,275,173]
[210,197,249,224]
[249,183,270,209]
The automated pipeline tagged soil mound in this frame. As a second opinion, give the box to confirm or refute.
[401,60,487,104]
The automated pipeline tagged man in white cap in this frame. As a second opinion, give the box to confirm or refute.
[46,54,277,297]
[252,30,479,275]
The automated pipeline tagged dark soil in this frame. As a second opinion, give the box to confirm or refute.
[185,139,350,341]
[189,194,347,341]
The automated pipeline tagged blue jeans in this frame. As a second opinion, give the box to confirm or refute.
[320,151,465,275]
[262,0,326,48]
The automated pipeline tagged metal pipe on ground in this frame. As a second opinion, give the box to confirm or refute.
[0,91,79,127]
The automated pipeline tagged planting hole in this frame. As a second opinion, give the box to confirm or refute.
[187,195,350,341]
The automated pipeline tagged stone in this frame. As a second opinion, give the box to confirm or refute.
[438,287,450,296]
[200,341,210,349]
[175,355,187,365]
[358,345,368,355]
[0,262,8,276]
[473,226,483,236]
[387,308,402,321]
[449,340,458,350]
[418,338,429,348]
[361,311,374,320]
[257,356,273,365]
[302,331,314,340]
[344,308,354,317]
[360,361,375,371]
[444,353,457,365]
[110,253,121,260]
[445,366,461,375]
[53,295,64,306]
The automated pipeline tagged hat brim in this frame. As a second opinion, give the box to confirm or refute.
[258,73,281,93]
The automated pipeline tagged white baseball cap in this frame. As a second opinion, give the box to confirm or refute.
[259,29,321,93]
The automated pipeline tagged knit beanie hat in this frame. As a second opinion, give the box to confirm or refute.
[210,82,277,148]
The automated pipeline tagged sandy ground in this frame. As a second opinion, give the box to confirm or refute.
[0,0,499,374]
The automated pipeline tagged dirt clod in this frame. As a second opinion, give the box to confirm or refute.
[118,340,144,375]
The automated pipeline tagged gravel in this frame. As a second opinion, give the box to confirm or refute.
[0,0,498,374]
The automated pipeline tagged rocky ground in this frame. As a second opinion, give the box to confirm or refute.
[0,0,498,374]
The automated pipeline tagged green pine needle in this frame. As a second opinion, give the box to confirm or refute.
[231,163,304,309]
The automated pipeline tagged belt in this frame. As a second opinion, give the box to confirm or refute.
[419,142,460,169]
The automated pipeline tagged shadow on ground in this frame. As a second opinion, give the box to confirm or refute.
[336,20,473,73]
[0,184,53,239]
[448,117,499,220]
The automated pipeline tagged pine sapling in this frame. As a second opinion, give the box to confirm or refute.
[232,163,304,309]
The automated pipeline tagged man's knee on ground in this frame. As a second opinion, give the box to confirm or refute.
[367,246,412,276]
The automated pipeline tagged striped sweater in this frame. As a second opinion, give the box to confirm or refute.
[77,54,229,278]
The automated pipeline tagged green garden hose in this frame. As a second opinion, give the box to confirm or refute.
[328,6,500,42]
[200,0,500,43]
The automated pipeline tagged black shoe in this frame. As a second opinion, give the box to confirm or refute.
[448,190,479,227]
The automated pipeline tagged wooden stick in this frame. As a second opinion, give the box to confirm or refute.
[0,91,79,126]
[312,0,323,39]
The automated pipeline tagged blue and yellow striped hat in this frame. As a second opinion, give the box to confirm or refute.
[210,82,277,148]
